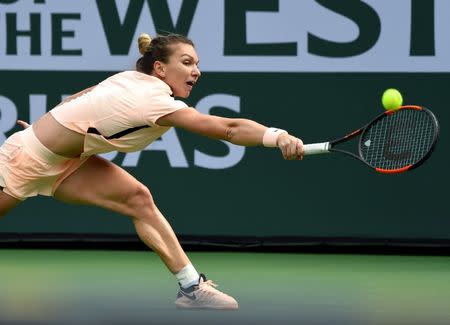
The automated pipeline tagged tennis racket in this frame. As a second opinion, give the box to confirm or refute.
[303,105,439,174]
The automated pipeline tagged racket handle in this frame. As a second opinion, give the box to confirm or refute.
[303,142,331,155]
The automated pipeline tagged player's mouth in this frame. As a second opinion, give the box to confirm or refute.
[186,80,196,90]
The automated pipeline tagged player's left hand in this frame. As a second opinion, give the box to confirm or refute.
[277,133,304,160]
[17,120,30,129]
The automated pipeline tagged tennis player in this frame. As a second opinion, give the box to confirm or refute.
[0,33,304,309]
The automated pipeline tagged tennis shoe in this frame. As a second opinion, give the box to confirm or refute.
[175,274,238,310]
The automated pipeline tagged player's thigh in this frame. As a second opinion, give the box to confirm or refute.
[53,155,153,217]
[0,189,22,216]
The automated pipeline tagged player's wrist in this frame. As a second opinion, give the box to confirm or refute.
[262,127,288,147]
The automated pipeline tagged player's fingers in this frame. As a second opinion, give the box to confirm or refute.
[283,141,292,160]
[282,138,300,160]
[296,139,304,160]
[289,141,297,160]
[16,120,30,129]
[279,135,302,160]
[286,138,299,160]
[288,140,298,160]
[277,137,288,160]
[282,145,288,160]
[284,142,292,160]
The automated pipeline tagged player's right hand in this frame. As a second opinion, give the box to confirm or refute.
[277,133,304,160]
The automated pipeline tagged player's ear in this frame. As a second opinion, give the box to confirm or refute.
[154,61,166,78]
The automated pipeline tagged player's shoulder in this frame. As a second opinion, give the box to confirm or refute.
[105,70,147,83]
[111,71,171,91]
[97,71,169,96]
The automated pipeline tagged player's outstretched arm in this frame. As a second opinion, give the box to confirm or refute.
[157,107,304,160]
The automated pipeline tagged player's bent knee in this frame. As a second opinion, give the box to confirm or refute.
[125,183,156,217]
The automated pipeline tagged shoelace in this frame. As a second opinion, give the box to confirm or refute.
[197,279,224,297]
[202,279,218,288]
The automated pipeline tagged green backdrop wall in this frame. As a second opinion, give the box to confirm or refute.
[0,0,448,243]
[0,71,448,240]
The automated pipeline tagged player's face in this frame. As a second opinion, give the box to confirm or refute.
[161,43,201,98]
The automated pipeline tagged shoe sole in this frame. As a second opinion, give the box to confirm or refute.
[175,302,238,310]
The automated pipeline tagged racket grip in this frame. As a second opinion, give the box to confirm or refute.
[303,142,331,155]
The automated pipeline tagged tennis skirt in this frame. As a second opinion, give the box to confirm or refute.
[0,127,87,200]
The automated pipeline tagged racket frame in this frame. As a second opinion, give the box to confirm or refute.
[303,105,440,174]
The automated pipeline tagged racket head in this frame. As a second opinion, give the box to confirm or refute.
[358,105,439,174]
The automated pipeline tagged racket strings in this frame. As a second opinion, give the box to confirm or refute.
[360,109,437,170]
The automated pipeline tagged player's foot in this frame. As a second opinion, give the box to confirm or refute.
[175,274,238,310]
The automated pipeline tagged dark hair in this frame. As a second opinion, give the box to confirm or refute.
[136,33,195,74]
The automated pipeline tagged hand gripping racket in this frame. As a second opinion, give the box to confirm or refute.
[303,105,439,174]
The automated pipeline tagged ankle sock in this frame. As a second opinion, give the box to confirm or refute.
[175,264,199,288]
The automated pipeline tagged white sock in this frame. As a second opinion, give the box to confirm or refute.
[175,264,200,288]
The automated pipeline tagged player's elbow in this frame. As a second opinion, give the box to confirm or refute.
[224,121,239,143]
[225,127,234,142]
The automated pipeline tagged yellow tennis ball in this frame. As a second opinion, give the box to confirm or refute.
[382,88,403,110]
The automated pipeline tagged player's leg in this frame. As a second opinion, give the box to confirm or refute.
[53,155,238,309]
[53,155,190,273]
[0,190,21,217]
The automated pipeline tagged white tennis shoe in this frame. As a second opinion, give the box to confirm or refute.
[175,274,238,310]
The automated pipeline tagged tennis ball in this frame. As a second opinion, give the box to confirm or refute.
[382,88,403,110]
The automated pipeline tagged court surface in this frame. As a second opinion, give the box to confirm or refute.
[1,249,450,325]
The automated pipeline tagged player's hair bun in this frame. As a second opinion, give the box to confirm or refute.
[138,33,152,55]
